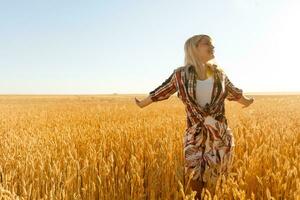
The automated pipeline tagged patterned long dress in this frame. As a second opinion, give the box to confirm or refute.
[149,64,243,188]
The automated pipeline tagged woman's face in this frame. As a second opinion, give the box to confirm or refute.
[196,37,215,62]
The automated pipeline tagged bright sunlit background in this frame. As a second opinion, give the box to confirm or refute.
[1,0,299,94]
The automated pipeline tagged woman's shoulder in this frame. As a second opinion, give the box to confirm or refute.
[173,63,225,75]
[208,64,227,77]
[213,65,231,82]
[173,65,190,74]
[206,63,223,73]
[175,64,196,72]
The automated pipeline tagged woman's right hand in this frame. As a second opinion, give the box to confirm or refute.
[135,97,145,108]
[134,96,153,108]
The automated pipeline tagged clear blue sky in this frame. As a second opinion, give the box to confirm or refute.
[1,0,299,94]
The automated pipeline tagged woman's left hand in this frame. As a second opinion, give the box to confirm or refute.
[242,97,254,108]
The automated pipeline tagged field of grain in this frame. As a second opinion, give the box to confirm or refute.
[0,94,299,200]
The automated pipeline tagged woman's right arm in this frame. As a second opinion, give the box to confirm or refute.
[134,96,153,108]
[134,69,178,108]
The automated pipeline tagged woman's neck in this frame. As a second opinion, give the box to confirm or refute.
[195,63,210,80]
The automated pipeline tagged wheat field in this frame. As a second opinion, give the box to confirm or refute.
[0,94,299,200]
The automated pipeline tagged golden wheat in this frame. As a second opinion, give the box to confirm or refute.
[0,94,299,200]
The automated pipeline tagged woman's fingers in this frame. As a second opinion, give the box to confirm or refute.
[134,97,139,104]
[242,97,254,108]
[249,97,255,105]
[134,97,142,108]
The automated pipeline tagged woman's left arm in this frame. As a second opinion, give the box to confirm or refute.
[237,94,254,108]
[224,73,254,108]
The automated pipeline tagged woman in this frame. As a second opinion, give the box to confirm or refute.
[134,34,254,198]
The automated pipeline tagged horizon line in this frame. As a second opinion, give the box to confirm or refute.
[0,91,299,96]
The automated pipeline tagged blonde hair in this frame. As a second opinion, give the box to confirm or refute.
[184,34,222,76]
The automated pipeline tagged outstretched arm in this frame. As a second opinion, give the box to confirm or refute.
[134,69,178,108]
[225,73,254,108]
[134,95,153,108]
[237,94,254,108]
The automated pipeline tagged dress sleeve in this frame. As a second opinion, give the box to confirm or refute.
[225,73,243,101]
[149,69,178,102]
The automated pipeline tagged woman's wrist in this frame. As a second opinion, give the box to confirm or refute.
[238,95,254,106]
[134,95,153,108]
[142,96,153,107]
